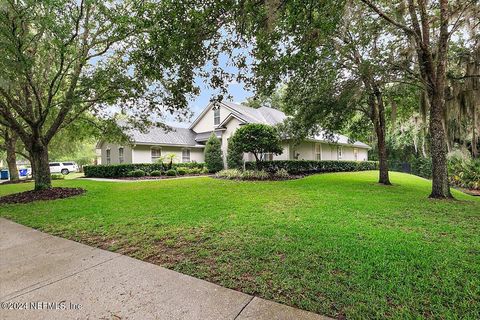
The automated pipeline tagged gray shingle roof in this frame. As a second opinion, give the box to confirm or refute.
[221,102,370,149]
[195,130,223,142]
[128,126,199,146]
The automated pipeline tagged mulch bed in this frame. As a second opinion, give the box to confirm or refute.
[456,188,480,196]
[0,187,86,204]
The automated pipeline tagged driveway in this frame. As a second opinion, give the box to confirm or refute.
[0,218,329,320]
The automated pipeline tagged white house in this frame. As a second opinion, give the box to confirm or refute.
[97,101,370,165]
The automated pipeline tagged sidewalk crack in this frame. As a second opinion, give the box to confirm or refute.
[234,296,255,319]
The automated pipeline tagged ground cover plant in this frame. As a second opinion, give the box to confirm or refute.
[0,171,479,319]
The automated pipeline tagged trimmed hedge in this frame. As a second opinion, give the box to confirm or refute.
[245,160,378,174]
[388,158,432,179]
[84,162,206,178]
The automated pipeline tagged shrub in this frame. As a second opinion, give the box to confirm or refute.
[177,168,187,175]
[241,170,269,180]
[227,137,244,169]
[51,174,65,180]
[84,163,164,178]
[204,133,224,173]
[187,168,202,174]
[411,157,432,178]
[449,156,480,190]
[201,167,210,174]
[216,169,242,179]
[166,169,177,176]
[274,168,290,179]
[150,170,162,177]
[245,160,378,174]
[129,169,145,177]
[173,162,206,169]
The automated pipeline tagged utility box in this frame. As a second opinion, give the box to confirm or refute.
[0,169,9,180]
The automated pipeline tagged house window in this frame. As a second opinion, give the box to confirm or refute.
[151,148,162,163]
[213,107,220,126]
[182,148,191,162]
[292,148,299,160]
[106,149,111,165]
[315,143,322,161]
[118,147,124,164]
[261,152,273,161]
[354,148,358,161]
[337,146,343,160]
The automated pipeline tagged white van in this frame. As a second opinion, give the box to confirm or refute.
[49,162,79,175]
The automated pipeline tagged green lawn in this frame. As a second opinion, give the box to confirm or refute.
[1,171,479,319]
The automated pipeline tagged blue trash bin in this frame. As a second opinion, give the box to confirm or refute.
[0,169,9,180]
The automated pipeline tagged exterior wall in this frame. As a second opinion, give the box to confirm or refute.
[290,142,316,160]
[273,142,290,160]
[357,148,368,161]
[289,141,369,161]
[132,145,204,164]
[100,142,133,165]
[191,103,232,133]
[100,140,367,165]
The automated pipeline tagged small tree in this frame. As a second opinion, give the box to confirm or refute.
[232,124,283,165]
[227,137,244,169]
[204,133,224,173]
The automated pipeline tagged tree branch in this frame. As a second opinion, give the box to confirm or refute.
[359,0,416,36]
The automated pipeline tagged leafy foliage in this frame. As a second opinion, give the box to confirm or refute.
[150,170,162,177]
[50,174,65,180]
[129,170,146,177]
[204,133,224,173]
[231,124,282,163]
[246,160,378,174]
[226,137,244,169]
[84,162,206,178]
[165,169,177,176]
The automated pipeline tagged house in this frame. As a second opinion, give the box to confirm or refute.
[97,101,370,165]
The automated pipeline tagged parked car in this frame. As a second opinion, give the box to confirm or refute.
[49,162,79,175]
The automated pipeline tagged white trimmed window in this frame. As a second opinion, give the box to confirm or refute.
[260,152,273,161]
[151,148,162,163]
[106,149,111,165]
[354,148,358,161]
[315,143,322,161]
[118,147,124,164]
[213,107,220,125]
[182,148,191,162]
[337,146,343,160]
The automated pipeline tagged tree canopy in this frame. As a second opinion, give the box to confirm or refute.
[231,124,283,163]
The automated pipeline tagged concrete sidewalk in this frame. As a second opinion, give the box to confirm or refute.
[0,218,330,320]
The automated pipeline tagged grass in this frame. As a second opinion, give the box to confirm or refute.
[0,171,479,319]
[64,172,84,179]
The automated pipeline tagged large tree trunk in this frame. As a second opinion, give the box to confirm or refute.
[375,123,391,185]
[428,93,452,199]
[5,131,19,181]
[369,90,391,185]
[473,104,478,158]
[29,141,51,190]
